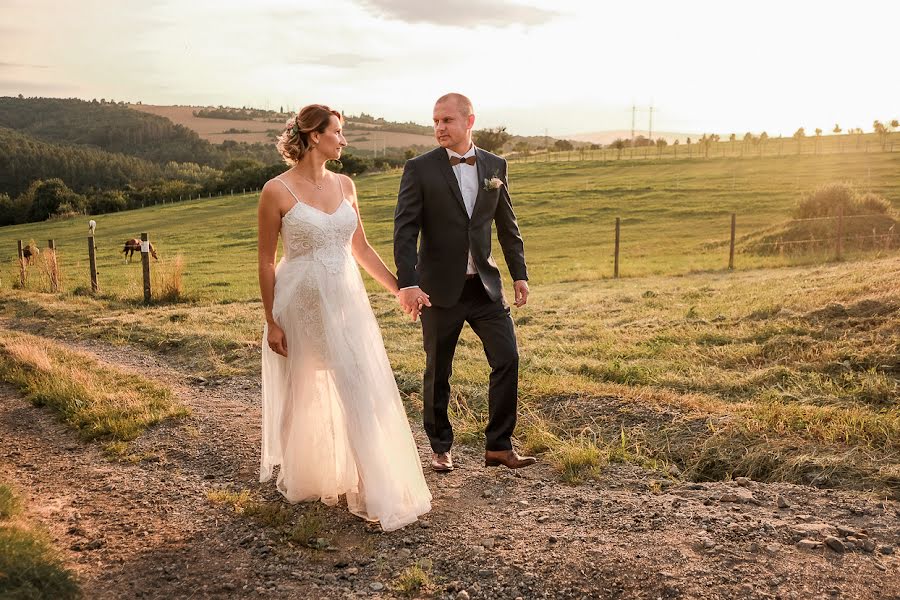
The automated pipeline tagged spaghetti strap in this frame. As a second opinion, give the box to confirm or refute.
[274,177,301,205]
[336,174,345,198]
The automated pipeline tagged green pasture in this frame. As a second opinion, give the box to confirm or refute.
[2,151,898,301]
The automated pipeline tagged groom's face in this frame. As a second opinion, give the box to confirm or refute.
[433,100,474,152]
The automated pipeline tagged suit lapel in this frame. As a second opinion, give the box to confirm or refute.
[434,150,470,219]
[473,148,489,218]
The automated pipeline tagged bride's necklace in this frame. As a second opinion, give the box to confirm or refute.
[297,171,326,191]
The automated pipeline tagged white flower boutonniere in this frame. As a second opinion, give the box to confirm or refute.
[483,172,503,192]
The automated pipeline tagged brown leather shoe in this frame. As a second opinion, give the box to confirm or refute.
[484,449,537,469]
[431,451,454,472]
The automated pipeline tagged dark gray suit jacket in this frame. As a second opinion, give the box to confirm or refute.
[393,146,528,307]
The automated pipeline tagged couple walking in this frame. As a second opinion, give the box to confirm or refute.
[257,93,534,532]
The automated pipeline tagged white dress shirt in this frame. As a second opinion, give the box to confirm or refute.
[446,144,479,275]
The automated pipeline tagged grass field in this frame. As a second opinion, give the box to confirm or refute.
[514,131,899,163]
[3,151,899,301]
[1,152,898,494]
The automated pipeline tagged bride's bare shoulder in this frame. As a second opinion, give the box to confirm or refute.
[337,173,358,203]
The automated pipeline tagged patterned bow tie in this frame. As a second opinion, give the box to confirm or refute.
[450,155,476,166]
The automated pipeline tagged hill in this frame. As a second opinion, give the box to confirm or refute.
[0,97,278,167]
[128,104,437,155]
[0,126,165,197]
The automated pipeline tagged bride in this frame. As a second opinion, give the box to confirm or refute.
[257,104,431,531]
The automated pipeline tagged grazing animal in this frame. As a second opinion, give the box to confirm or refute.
[122,238,158,263]
[21,243,39,264]
[88,220,96,235]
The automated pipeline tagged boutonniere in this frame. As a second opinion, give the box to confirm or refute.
[483,170,503,192]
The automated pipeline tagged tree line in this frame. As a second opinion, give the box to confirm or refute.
[0,143,380,226]
[193,107,285,121]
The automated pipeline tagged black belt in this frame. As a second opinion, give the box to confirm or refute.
[465,273,479,280]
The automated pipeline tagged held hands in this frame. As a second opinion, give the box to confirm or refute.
[513,280,529,307]
[397,287,432,322]
[266,322,288,357]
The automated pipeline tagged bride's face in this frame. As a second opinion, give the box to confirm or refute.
[314,116,347,160]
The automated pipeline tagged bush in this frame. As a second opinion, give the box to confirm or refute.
[336,153,370,176]
[857,192,893,215]
[0,193,29,226]
[748,183,898,255]
[794,182,892,220]
[23,179,87,221]
[88,190,128,214]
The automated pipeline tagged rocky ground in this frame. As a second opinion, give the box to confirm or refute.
[1,337,898,599]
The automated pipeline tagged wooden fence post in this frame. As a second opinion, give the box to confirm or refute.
[836,207,844,260]
[17,240,26,287]
[88,235,99,293]
[47,239,58,292]
[614,217,621,279]
[728,214,736,270]
[141,232,152,302]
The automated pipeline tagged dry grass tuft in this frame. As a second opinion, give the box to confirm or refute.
[151,254,187,303]
[36,248,61,292]
[391,565,433,598]
[207,489,253,513]
[549,436,605,484]
[287,512,325,546]
[0,483,23,520]
[0,329,189,442]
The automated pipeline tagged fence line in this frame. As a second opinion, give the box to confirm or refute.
[607,212,898,277]
[508,139,898,164]
[742,232,900,250]
[787,213,894,224]
[10,211,899,297]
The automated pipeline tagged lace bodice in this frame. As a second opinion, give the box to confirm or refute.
[279,193,358,275]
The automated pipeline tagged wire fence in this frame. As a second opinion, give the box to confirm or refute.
[607,210,899,276]
[508,137,899,164]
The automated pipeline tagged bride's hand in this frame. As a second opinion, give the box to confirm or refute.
[266,323,288,357]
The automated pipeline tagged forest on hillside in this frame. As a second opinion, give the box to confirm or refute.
[0,97,378,225]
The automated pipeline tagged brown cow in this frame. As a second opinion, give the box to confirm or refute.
[123,238,158,263]
[21,243,39,264]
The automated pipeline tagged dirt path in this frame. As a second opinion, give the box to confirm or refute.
[1,337,898,599]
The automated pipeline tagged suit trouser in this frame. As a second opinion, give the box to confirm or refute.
[420,276,519,453]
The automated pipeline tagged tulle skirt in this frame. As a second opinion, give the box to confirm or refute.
[260,254,431,531]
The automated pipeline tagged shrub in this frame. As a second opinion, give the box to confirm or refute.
[794,182,893,220]
[22,179,87,221]
[88,190,128,214]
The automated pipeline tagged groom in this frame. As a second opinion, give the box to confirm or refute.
[394,92,536,472]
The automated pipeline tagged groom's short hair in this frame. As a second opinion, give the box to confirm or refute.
[436,93,473,118]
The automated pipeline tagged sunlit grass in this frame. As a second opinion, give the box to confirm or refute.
[0,329,189,441]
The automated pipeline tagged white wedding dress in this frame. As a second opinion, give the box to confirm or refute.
[260,176,432,531]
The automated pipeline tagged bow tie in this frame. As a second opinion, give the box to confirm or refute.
[450,155,476,166]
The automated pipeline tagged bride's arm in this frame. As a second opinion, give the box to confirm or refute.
[258,180,288,356]
[344,176,401,296]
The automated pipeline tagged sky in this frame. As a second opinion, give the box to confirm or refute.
[1,0,898,138]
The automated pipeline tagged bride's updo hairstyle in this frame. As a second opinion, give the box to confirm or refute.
[276,104,343,166]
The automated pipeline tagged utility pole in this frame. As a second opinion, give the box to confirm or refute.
[631,104,636,147]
